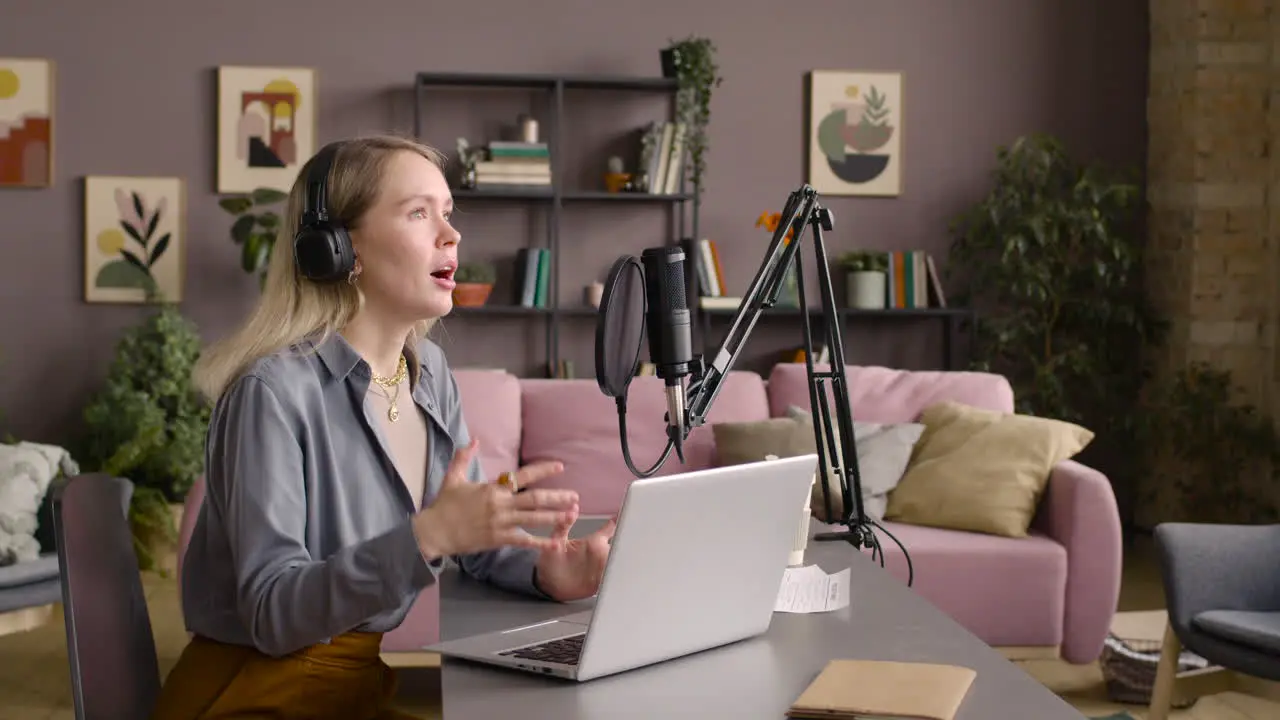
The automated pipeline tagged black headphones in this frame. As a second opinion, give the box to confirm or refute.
[293,141,357,283]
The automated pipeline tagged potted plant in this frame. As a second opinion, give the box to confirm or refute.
[661,35,723,199]
[948,133,1163,524]
[218,187,288,287]
[452,261,496,307]
[1142,362,1280,526]
[837,250,889,309]
[75,300,210,573]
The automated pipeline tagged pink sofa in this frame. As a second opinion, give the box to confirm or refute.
[177,363,1122,664]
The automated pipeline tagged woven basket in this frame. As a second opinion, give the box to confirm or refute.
[1099,633,1209,707]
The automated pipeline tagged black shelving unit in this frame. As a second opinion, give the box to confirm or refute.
[413,71,698,377]
[698,306,973,371]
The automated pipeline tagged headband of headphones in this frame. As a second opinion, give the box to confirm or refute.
[300,141,345,229]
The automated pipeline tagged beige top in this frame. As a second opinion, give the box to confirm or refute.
[367,373,430,510]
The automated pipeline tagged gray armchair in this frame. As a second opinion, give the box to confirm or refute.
[1148,522,1280,720]
[0,553,61,635]
[0,490,63,635]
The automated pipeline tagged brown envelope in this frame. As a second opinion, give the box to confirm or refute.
[787,659,977,720]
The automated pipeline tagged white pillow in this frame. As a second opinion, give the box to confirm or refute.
[786,406,924,522]
[0,441,79,566]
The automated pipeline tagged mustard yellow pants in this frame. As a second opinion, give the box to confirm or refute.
[151,631,421,719]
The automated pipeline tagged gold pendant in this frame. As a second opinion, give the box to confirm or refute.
[387,401,399,422]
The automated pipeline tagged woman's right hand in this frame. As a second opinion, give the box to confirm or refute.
[413,438,579,559]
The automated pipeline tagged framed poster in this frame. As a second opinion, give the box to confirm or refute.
[807,70,902,197]
[0,57,54,187]
[217,65,316,193]
[85,175,185,303]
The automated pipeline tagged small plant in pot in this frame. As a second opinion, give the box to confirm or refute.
[837,250,889,309]
[452,261,496,307]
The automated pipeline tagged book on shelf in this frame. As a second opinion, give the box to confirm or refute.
[692,238,727,297]
[699,296,742,311]
[515,247,552,308]
[692,243,951,311]
[475,141,551,191]
[636,120,687,195]
[553,359,575,379]
[884,250,947,309]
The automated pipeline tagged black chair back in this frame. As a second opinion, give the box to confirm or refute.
[52,473,160,720]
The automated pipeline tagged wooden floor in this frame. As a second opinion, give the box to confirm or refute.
[2,536,1276,719]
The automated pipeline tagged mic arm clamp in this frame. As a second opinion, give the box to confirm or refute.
[679,184,876,551]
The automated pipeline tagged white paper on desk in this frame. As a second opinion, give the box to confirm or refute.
[774,565,850,613]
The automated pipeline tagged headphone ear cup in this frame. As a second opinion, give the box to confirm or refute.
[293,224,351,282]
[330,225,356,279]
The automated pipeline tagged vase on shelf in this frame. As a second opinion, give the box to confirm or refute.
[847,271,887,309]
[459,165,477,190]
[453,283,493,307]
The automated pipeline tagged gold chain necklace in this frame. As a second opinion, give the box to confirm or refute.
[371,355,408,422]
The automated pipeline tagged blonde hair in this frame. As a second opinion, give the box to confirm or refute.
[193,133,449,401]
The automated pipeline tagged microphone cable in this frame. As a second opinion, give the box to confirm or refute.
[615,395,676,478]
[869,519,914,588]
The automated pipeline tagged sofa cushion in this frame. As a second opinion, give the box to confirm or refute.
[520,372,769,515]
[702,408,923,523]
[452,369,523,481]
[872,521,1067,648]
[885,401,1094,538]
[1193,610,1280,655]
[767,363,1015,422]
[787,407,923,522]
[711,418,812,466]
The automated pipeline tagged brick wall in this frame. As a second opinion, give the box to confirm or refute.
[1144,0,1278,522]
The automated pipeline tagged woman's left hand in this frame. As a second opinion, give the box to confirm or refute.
[534,506,616,602]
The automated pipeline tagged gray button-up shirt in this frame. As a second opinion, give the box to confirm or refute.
[181,332,543,657]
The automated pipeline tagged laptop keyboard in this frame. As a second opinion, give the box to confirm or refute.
[499,633,585,665]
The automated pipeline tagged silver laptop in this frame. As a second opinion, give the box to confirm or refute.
[426,453,820,682]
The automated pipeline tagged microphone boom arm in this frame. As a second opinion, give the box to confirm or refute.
[682,184,878,551]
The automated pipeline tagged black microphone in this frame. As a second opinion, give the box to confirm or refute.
[640,246,693,462]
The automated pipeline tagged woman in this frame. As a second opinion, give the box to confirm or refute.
[153,134,615,719]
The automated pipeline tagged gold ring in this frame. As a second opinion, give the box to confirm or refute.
[497,471,518,493]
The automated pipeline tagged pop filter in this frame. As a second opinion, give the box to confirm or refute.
[595,256,646,399]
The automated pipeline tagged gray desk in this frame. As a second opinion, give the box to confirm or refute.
[435,519,1083,719]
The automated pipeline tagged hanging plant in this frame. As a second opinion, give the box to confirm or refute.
[661,35,723,195]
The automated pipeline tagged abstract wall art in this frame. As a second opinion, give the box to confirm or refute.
[84,176,185,304]
[0,57,54,188]
[217,65,316,193]
[806,70,902,197]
